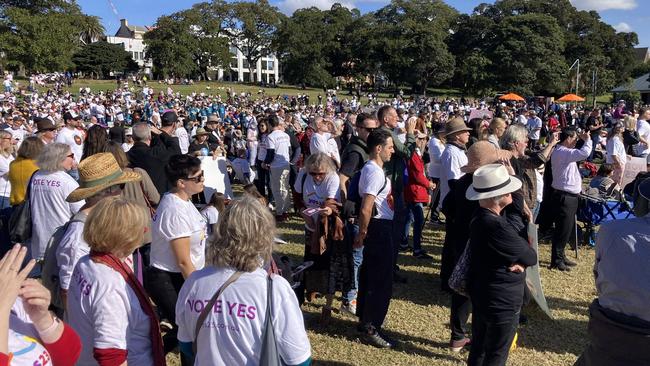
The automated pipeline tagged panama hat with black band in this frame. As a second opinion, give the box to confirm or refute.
[466,163,522,201]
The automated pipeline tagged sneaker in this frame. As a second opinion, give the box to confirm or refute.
[398,244,411,253]
[361,329,394,349]
[450,337,471,353]
[413,251,433,260]
[340,300,357,316]
[429,217,445,225]
[563,259,577,267]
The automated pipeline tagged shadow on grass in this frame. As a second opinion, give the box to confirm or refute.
[302,306,463,363]
[517,303,589,356]
[313,361,355,366]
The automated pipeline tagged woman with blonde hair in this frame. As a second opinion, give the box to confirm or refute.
[487,118,507,149]
[8,137,44,206]
[0,130,16,209]
[176,196,312,365]
[622,114,640,156]
[66,196,165,366]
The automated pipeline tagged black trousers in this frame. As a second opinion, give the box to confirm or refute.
[450,292,472,341]
[357,219,394,330]
[550,190,579,266]
[144,267,192,366]
[468,307,519,366]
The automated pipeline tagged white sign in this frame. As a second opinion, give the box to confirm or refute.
[622,157,647,189]
[200,156,234,200]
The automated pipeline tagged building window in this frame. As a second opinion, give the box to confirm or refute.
[242,59,250,69]
[230,58,238,68]
[267,60,274,70]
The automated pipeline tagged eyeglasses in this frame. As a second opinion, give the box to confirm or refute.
[183,170,204,183]
[66,153,75,159]
[309,171,326,177]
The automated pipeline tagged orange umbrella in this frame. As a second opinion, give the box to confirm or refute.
[499,93,525,101]
[557,93,585,102]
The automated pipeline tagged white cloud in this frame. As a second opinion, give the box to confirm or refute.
[570,0,637,12]
[276,0,357,14]
[613,22,632,32]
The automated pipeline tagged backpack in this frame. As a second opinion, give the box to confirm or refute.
[41,213,86,313]
[346,168,388,218]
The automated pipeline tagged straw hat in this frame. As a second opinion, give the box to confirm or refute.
[445,117,472,137]
[466,164,522,201]
[461,141,513,174]
[195,127,209,136]
[67,153,141,202]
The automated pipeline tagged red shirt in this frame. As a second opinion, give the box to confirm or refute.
[405,152,430,203]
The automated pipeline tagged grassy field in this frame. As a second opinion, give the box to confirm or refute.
[168,199,595,366]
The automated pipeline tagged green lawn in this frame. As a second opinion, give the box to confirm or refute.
[168,186,595,366]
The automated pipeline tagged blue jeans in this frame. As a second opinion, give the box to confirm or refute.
[588,134,600,161]
[405,202,425,253]
[344,222,363,303]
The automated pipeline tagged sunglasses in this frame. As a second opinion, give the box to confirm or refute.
[309,171,326,177]
[66,153,75,159]
[183,170,204,183]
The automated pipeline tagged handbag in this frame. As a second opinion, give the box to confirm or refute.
[448,241,471,298]
[8,170,38,244]
[193,271,243,355]
[260,275,282,366]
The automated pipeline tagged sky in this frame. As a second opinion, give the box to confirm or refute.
[79,0,649,47]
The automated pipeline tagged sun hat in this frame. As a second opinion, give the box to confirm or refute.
[36,118,56,132]
[466,163,522,201]
[461,141,513,173]
[66,153,141,202]
[445,117,472,137]
[195,127,209,136]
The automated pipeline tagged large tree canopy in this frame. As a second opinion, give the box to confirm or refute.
[72,41,138,79]
[0,0,103,73]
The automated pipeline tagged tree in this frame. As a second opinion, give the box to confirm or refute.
[0,0,103,73]
[72,41,138,78]
[372,0,458,94]
[79,15,105,45]
[144,2,231,80]
[226,0,284,83]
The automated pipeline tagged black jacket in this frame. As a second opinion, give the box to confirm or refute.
[128,133,181,195]
[468,207,537,312]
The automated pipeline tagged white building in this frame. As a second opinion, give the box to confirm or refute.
[217,45,280,84]
[106,19,280,82]
[106,19,153,75]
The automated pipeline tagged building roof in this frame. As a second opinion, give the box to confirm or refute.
[635,47,649,63]
[114,19,152,38]
[612,73,650,93]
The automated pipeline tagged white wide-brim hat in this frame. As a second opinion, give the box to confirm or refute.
[466,163,522,201]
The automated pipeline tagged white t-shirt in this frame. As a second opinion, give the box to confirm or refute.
[527,117,542,140]
[55,127,84,163]
[5,126,27,148]
[176,126,190,154]
[427,137,445,178]
[176,267,311,366]
[309,132,330,156]
[8,299,51,366]
[201,205,219,236]
[30,170,85,260]
[636,119,650,155]
[439,144,468,203]
[67,256,154,366]
[151,193,207,273]
[257,135,268,162]
[266,130,291,168]
[606,135,627,165]
[359,160,393,220]
[294,169,340,208]
[55,213,88,290]
[0,154,14,198]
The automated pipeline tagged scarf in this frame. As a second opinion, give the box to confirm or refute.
[90,251,165,366]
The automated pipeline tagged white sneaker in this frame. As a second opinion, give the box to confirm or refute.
[340,299,357,316]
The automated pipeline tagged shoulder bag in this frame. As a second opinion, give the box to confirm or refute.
[260,275,283,366]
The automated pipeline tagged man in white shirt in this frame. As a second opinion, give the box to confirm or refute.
[550,127,592,271]
[263,115,292,221]
[5,115,31,148]
[440,118,471,203]
[527,110,542,150]
[635,107,650,157]
[353,128,396,349]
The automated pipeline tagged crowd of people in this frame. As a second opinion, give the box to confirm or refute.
[0,79,648,366]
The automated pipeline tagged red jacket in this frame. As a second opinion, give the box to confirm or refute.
[405,151,430,203]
